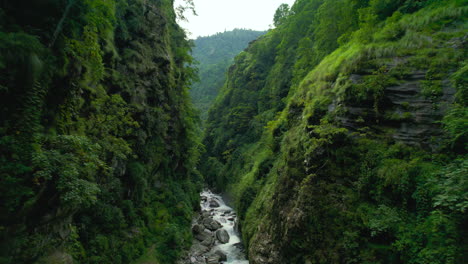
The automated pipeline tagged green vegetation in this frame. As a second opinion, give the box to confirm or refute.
[1,0,467,263]
[0,0,201,263]
[203,0,468,263]
[190,29,265,121]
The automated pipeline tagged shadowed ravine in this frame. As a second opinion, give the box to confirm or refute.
[179,190,249,264]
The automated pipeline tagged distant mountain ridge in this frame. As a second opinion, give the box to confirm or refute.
[191,29,266,120]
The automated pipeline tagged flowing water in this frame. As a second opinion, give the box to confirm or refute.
[200,190,249,264]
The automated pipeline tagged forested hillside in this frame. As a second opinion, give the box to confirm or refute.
[1,0,467,263]
[191,29,265,120]
[203,0,467,263]
[0,0,201,263]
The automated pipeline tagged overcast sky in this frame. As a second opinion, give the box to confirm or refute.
[174,0,297,38]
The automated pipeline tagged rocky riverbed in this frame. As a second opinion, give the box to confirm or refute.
[178,190,249,264]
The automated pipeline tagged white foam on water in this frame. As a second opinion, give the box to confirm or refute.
[200,190,249,264]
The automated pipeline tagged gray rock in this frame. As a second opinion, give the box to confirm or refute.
[205,254,220,264]
[215,229,230,244]
[195,230,212,242]
[201,211,211,218]
[192,224,205,234]
[209,199,220,208]
[190,243,209,256]
[214,250,227,261]
[233,242,245,253]
[202,218,222,231]
[200,235,214,246]
[233,242,243,248]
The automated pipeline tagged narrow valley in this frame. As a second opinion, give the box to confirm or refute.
[0,0,466,264]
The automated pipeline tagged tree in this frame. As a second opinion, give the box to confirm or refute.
[273,3,291,27]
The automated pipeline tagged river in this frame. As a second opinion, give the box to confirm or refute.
[179,189,249,264]
[200,190,249,264]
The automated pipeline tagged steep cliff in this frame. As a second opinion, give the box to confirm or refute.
[0,0,201,263]
[203,0,467,263]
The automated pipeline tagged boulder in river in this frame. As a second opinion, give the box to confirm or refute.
[201,235,214,247]
[202,218,222,231]
[195,230,212,242]
[192,224,204,234]
[205,254,221,264]
[191,243,209,256]
[233,242,246,253]
[209,199,220,208]
[201,211,211,218]
[215,229,230,244]
[189,256,205,264]
[214,250,227,261]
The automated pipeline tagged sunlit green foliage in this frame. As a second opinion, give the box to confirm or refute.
[273,4,292,27]
[203,0,467,262]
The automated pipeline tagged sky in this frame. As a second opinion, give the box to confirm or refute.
[174,0,297,38]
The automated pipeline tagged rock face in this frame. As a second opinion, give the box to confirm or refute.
[336,66,456,149]
[215,229,230,244]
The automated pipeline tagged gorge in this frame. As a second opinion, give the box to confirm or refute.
[1,0,467,264]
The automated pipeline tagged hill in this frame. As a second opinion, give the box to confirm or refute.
[191,29,266,120]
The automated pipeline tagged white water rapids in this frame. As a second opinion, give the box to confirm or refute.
[200,190,249,264]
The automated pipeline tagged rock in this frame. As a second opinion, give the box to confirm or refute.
[201,196,208,201]
[227,217,234,221]
[192,224,205,234]
[233,242,245,253]
[200,235,214,246]
[195,230,212,242]
[214,250,227,261]
[202,218,222,231]
[215,229,230,244]
[191,243,209,256]
[205,254,220,264]
[224,210,231,214]
[201,211,211,218]
[209,199,220,208]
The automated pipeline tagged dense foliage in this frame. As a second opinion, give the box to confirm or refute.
[0,0,201,263]
[190,29,265,121]
[203,0,467,263]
